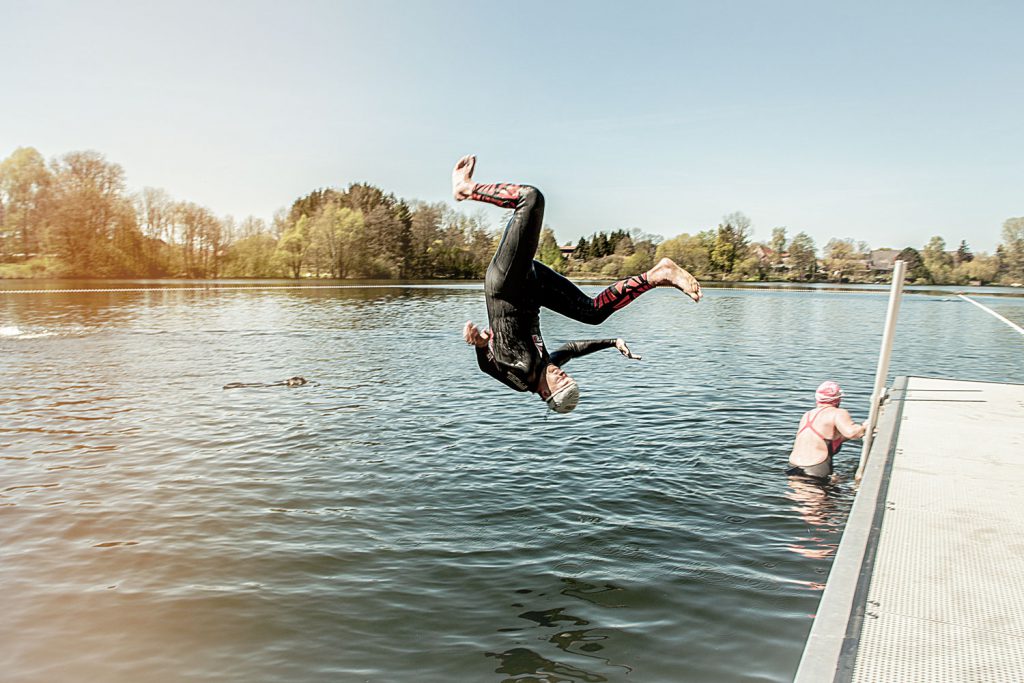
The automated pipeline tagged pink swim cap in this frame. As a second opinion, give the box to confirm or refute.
[815,381,844,405]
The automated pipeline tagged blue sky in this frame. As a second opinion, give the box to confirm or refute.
[2,0,1021,252]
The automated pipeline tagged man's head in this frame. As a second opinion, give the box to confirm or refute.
[815,380,844,406]
[540,363,579,413]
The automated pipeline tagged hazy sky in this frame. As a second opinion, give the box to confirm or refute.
[2,0,1021,252]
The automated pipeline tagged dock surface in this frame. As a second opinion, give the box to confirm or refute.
[795,376,1024,682]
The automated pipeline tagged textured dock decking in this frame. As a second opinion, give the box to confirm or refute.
[795,376,1024,683]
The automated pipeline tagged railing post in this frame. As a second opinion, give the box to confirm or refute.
[855,260,907,482]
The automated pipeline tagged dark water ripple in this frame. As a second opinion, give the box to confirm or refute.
[1,283,1021,682]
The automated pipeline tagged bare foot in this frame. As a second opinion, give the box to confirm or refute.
[648,257,702,302]
[452,154,476,201]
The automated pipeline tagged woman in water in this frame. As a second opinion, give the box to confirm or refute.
[787,381,866,481]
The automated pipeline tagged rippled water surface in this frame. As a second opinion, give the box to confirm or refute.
[2,281,1022,683]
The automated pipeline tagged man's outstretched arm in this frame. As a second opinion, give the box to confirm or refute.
[549,338,641,367]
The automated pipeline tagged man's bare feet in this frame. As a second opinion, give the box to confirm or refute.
[452,154,476,201]
[647,257,702,303]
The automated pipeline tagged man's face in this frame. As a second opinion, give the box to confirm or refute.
[544,364,575,397]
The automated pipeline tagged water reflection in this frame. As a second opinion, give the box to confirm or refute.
[488,576,638,682]
[784,476,850,561]
[560,578,627,608]
[488,646,608,683]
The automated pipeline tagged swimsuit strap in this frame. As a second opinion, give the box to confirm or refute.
[798,406,835,441]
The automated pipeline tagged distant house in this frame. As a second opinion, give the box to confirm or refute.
[754,244,789,271]
[559,243,576,259]
[753,245,774,262]
[869,249,900,272]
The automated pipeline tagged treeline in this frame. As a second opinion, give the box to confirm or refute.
[549,212,1024,286]
[0,147,496,279]
[2,146,1022,285]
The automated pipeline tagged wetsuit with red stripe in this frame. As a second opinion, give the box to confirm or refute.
[470,182,655,393]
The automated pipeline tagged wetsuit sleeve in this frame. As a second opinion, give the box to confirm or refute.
[548,339,618,367]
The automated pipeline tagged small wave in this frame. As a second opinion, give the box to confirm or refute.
[0,325,56,339]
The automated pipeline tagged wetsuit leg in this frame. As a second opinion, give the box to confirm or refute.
[474,184,545,297]
[532,261,655,325]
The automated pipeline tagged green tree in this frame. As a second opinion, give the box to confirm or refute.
[622,239,655,275]
[225,216,281,277]
[465,218,497,277]
[734,252,765,280]
[320,205,368,278]
[922,236,953,284]
[408,202,445,277]
[710,226,741,275]
[363,204,403,278]
[288,188,341,224]
[341,182,390,216]
[954,253,998,284]
[600,255,626,278]
[655,234,710,277]
[897,247,929,282]
[787,232,817,280]
[614,233,635,256]
[393,201,413,278]
[537,226,566,272]
[172,201,223,277]
[769,227,787,265]
[608,229,629,254]
[278,214,311,278]
[336,207,367,278]
[955,240,973,265]
[134,187,176,275]
[824,238,867,282]
[998,217,1024,283]
[0,146,51,261]
[710,212,752,276]
[47,151,145,276]
[573,236,590,261]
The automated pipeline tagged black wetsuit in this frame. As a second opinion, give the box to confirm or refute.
[470,182,656,393]
[476,338,621,392]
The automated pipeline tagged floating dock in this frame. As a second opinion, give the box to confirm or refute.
[795,376,1024,682]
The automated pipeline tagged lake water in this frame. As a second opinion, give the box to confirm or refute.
[2,281,1022,683]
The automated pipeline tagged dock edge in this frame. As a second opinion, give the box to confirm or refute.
[792,375,909,682]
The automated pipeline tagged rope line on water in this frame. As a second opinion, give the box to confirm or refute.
[958,294,1024,337]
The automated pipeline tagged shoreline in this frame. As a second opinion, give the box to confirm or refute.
[2,277,1023,298]
[1,274,1021,286]
[0,273,1021,286]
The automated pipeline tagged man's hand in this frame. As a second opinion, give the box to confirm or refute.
[463,321,491,348]
[452,155,476,201]
[615,338,642,360]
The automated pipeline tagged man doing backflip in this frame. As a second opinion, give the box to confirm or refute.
[454,155,703,413]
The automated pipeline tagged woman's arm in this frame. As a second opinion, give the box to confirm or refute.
[835,408,867,440]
